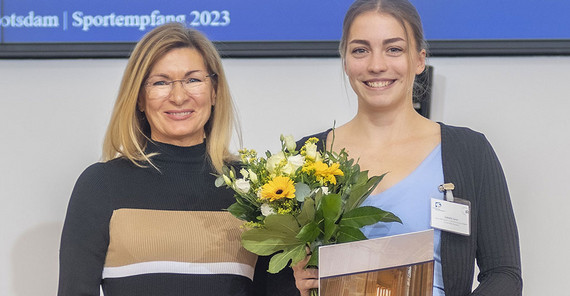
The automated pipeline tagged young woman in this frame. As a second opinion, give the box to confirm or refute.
[292,0,522,295]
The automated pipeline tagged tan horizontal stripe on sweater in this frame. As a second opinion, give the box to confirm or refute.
[104,209,256,269]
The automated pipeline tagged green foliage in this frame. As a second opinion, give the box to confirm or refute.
[296,197,315,226]
[217,134,401,274]
[227,196,260,222]
[337,226,367,243]
[320,194,342,242]
[241,214,302,256]
[296,221,320,243]
[268,245,307,273]
[340,206,402,228]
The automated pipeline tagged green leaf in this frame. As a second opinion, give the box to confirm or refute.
[227,200,257,221]
[345,174,385,211]
[268,244,306,274]
[340,206,401,228]
[320,194,342,241]
[214,176,225,187]
[264,214,301,235]
[306,248,319,268]
[222,165,231,176]
[296,221,321,243]
[337,226,367,243]
[295,182,311,202]
[296,197,315,226]
[356,170,369,185]
[242,229,300,255]
[241,214,303,256]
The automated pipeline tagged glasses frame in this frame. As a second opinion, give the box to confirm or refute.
[143,72,217,99]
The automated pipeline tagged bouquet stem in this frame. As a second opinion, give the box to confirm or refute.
[310,288,318,296]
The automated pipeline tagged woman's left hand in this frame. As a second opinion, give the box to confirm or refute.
[292,255,318,296]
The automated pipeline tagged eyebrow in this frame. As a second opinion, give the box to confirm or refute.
[149,70,205,79]
[349,37,406,47]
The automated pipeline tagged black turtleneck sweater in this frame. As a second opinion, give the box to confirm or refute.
[58,141,260,296]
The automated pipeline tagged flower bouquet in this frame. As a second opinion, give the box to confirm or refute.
[216,134,401,294]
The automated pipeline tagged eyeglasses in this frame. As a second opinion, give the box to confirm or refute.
[144,72,216,99]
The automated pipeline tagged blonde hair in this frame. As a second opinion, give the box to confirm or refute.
[102,22,240,173]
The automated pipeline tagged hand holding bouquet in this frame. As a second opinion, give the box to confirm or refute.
[216,135,401,275]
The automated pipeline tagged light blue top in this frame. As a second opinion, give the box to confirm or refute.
[360,144,445,295]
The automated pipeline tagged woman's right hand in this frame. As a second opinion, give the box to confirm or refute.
[292,255,319,296]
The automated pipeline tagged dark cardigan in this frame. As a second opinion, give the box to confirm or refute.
[255,123,522,296]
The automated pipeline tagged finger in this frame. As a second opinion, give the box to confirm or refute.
[296,278,319,292]
[292,255,311,272]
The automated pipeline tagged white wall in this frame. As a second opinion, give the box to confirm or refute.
[1,55,568,295]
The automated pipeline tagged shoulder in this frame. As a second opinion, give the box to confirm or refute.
[439,122,491,152]
[295,129,331,151]
[73,157,143,193]
[440,122,485,141]
[78,158,134,179]
[439,122,502,175]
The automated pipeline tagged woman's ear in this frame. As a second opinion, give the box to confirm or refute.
[415,49,427,75]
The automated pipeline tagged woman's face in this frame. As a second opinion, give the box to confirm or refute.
[344,11,425,112]
[140,47,215,146]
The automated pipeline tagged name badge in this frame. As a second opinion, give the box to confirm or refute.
[430,183,471,236]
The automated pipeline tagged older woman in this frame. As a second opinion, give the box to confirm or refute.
[58,23,258,295]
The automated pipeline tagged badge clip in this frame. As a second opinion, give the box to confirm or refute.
[438,183,455,202]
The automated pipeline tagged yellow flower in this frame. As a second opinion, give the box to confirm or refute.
[260,176,296,201]
[303,161,344,185]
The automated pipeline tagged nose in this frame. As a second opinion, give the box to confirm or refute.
[367,52,388,73]
[170,81,189,105]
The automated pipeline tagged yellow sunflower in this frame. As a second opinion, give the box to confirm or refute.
[260,176,296,201]
[303,161,344,185]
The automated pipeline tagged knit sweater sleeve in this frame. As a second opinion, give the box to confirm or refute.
[471,133,522,295]
[58,163,112,296]
[441,124,522,296]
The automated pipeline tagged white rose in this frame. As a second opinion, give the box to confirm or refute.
[266,151,286,174]
[287,154,305,171]
[281,162,294,175]
[305,142,318,161]
[234,178,251,194]
[260,203,276,216]
[283,135,297,152]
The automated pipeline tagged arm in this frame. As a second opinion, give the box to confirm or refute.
[58,164,111,296]
[471,136,522,295]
